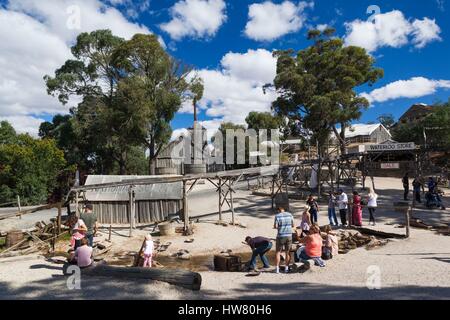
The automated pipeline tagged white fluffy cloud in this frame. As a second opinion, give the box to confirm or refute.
[160,0,227,40]
[361,77,450,103]
[103,0,151,19]
[344,10,441,52]
[411,18,442,48]
[244,1,314,41]
[192,49,277,123]
[0,0,154,136]
[175,49,277,138]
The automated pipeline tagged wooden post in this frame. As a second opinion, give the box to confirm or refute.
[405,207,411,238]
[229,180,235,225]
[218,178,223,222]
[75,191,79,217]
[271,175,275,209]
[52,222,56,252]
[183,180,189,232]
[57,202,62,235]
[129,186,134,238]
[17,195,22,219]
[317,148,322,200]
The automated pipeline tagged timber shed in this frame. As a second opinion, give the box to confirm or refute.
[84,175,183,224]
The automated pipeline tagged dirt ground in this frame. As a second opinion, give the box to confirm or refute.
[0,176,449,300]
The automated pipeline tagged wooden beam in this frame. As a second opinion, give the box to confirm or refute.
[186,179,199,194]
[17,195,22,220]
[183,180,189,232]
[218,178,223,221]
[57,203,62,235]
[65,263,202,291]
[129,186,134,238]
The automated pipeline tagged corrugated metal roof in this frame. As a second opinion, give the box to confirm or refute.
[335,123,391,139]
[84,175,183,201]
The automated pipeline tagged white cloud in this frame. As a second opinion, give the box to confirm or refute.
[361,77,450,103]
[316,24,329,31]
[103,0,151,19]
[196,49,277,124]
[9,0,151,42]
[0,0,156,136]
[171,128,189,141]
[220,49,276,85]
[160,0,227,40]
[244,1,314,41]
[0,115,46,137]
[175,49,277,139]
[411,18,442,48]
[344,10,441,52]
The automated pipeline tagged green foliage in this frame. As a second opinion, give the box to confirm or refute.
[213,122,248,169]
[377,113,396,129]
[393,102,450,149]
[44,31,201,175]
[272,29,383,153]
[0,121,17,145]
[0,128,66,205]
[245,112,281,131]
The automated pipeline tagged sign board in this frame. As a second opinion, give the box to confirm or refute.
[366,142,415,152]
[381,163,400,169]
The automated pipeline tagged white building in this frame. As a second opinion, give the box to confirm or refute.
[335,123,392,154]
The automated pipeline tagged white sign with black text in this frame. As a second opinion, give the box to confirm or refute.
[366,142,416,152]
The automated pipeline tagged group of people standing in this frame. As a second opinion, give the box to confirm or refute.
[244,187,383,273]
[245,206,339,274]
[68,203,98,268]
[403,173,445,209]
[327,189,378,227]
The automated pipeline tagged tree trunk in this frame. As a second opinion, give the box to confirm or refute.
[149,156,156,175]
[332,125,346,155]
[119,162,126,175]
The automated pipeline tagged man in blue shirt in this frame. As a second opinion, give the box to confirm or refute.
[273,206,294,273]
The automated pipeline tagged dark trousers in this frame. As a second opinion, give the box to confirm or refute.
[310,208,318,224]
[414,189,421,203]
[86,233,94,247]
[404,187,409,200]
[249,242,272,269]
[368,207,376,223]
[339,209,347,225]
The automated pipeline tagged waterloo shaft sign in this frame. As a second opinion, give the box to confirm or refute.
[366,142,416,152]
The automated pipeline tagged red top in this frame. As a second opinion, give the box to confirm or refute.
[306,233,323,257]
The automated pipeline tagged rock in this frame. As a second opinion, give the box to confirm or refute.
[178,253,191,260]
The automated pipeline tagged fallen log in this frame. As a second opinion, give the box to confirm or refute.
[351,227,406,239]
[63,263,202,291]
[409,219,433,230]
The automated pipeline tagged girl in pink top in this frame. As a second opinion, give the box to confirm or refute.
[142,234,154,268]
[296,206,312,239]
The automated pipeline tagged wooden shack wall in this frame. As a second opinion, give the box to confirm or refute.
[92,200,182,224]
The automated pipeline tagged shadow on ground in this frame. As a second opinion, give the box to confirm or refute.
[200,281,450,300]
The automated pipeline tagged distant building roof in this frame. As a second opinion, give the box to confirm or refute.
[84,175,183,201]
[399,104,433,123]
[335,123,391,139]
[281,139,302,145]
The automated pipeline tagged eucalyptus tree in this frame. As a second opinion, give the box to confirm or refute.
[272,28,384,155]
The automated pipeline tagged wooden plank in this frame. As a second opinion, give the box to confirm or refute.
[0,203,59,221]
[63,263,202,291]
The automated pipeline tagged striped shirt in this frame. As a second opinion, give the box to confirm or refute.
[274,212,294,238]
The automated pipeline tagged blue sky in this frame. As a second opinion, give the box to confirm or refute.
[0,0,449,137]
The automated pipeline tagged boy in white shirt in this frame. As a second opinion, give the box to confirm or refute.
[337,189,348,226]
